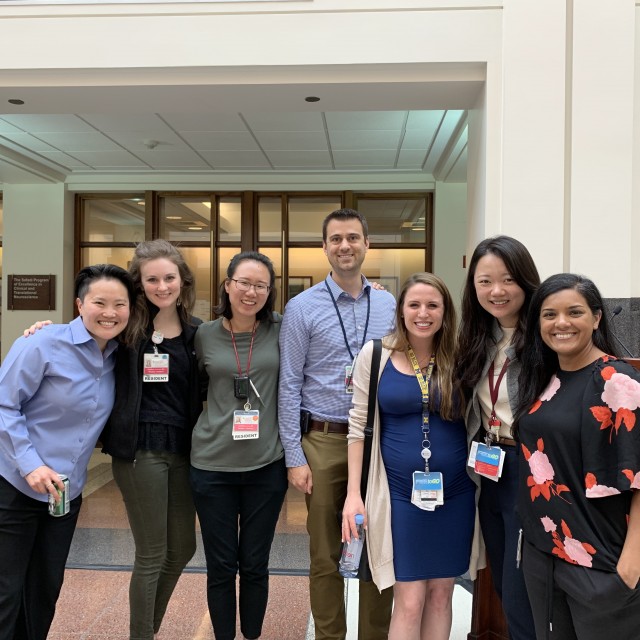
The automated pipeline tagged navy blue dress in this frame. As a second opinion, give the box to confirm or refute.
[379,359,475,580]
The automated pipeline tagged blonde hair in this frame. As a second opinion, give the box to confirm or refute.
[383,272,461,420]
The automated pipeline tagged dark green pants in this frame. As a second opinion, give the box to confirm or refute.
[112,450,196,640]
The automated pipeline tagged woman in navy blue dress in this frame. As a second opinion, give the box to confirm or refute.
[343,273,474,640]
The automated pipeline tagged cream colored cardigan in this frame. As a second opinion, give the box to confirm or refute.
[347,339,395,592]
[348,339,485,590]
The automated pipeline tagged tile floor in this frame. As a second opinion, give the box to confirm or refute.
[48,452,472,639]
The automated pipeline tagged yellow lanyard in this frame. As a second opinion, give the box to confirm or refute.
[407,349,435,472]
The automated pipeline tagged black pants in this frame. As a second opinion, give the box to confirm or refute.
[0,476,82,640]
[190,459,288,640]
[523,539,640,640]
[478,446,536,640]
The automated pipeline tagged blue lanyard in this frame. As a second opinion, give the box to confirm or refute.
[324,278,371,361]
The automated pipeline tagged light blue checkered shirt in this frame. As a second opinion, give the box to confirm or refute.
[278,273,396,467]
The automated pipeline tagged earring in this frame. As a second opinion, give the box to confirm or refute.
[176,297,182,307]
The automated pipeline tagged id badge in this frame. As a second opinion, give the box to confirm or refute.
[232,410,260,440]
[344,364,354,395]
[143,353,169,382]
[411,471,444,511]
[468,441,505,481]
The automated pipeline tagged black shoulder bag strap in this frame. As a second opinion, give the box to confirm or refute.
[359,338,382,500]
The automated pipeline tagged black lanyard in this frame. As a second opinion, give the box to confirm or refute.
[324,278,371,360]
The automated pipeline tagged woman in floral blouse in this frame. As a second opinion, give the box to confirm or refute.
[515,273,640,640]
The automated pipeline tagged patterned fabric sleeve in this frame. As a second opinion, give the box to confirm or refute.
[581,358,640,496]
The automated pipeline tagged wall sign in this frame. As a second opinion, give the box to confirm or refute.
[8,275,56,311]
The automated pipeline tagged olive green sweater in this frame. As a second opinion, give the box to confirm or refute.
[191,316,283,472]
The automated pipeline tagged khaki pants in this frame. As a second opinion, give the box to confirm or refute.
[302,430,392,640]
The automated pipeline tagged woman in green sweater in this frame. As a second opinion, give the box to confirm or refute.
[190,251,287,640]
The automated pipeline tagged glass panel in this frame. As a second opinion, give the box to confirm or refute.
[287,247,424,302]
[286,248,324,306]
[259,247,282,313]
[258,197,282,242]
[83,247,211,321]
[362,248,426,297]
[180,247,211,322]
[0,197,3,242]
[219,198,242,242]
[289,196,342,242]
[217,247,242,309]
[357,198,427,243]
[81,247,135,270]
[83,197,145,243]
[160,197,211,242]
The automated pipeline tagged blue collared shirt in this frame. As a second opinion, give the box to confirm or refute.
[0,316,119,501]
[278,273,396,467]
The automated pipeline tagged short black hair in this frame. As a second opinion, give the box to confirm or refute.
[75,264,135,304]
[322,208,369,242]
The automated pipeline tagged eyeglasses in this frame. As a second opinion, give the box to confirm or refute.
[230,278,270,294]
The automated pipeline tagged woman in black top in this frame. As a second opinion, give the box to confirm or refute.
[515,274,640,640]
[102,240,204,640]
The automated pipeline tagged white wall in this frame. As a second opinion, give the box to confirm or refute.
[434,181,467,308]
[499,0,567,277]
[569,0,636,296]
[1,0,640,350]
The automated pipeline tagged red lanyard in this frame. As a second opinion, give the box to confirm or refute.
[229,322,257,376]
[487,358,510,428]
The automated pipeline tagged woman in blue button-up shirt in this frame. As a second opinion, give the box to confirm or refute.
[0,264,134,640]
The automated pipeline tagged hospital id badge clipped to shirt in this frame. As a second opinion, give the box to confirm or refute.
[232,410,260,440]
[468,441,505,481]
[411,471,444,511]
[344,364,354,394]
[143,353,169,382]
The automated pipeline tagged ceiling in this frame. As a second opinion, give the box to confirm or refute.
[0,73,479,186]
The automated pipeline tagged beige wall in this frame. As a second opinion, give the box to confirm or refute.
[2,184,74,358]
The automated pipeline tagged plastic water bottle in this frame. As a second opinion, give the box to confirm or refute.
[339,514,365,578]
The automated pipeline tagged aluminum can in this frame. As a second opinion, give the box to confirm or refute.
[48,474,70,517]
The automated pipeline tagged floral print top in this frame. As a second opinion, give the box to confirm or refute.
[518,357,640,571]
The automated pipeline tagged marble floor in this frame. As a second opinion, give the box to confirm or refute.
[49,452,472,639]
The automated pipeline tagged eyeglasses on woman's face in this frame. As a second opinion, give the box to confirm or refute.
[230,278,270,294]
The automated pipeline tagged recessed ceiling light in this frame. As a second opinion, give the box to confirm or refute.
[305,96,320,103]
[8,99,24,105]
[166,216,182,220]
[188,227,203,231]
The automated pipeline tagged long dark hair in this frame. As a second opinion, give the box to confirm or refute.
[126,240,197,345]
[514,273,620,435]
[383,272,460,420]
[215,251,277,323]
[456,235,540,395]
